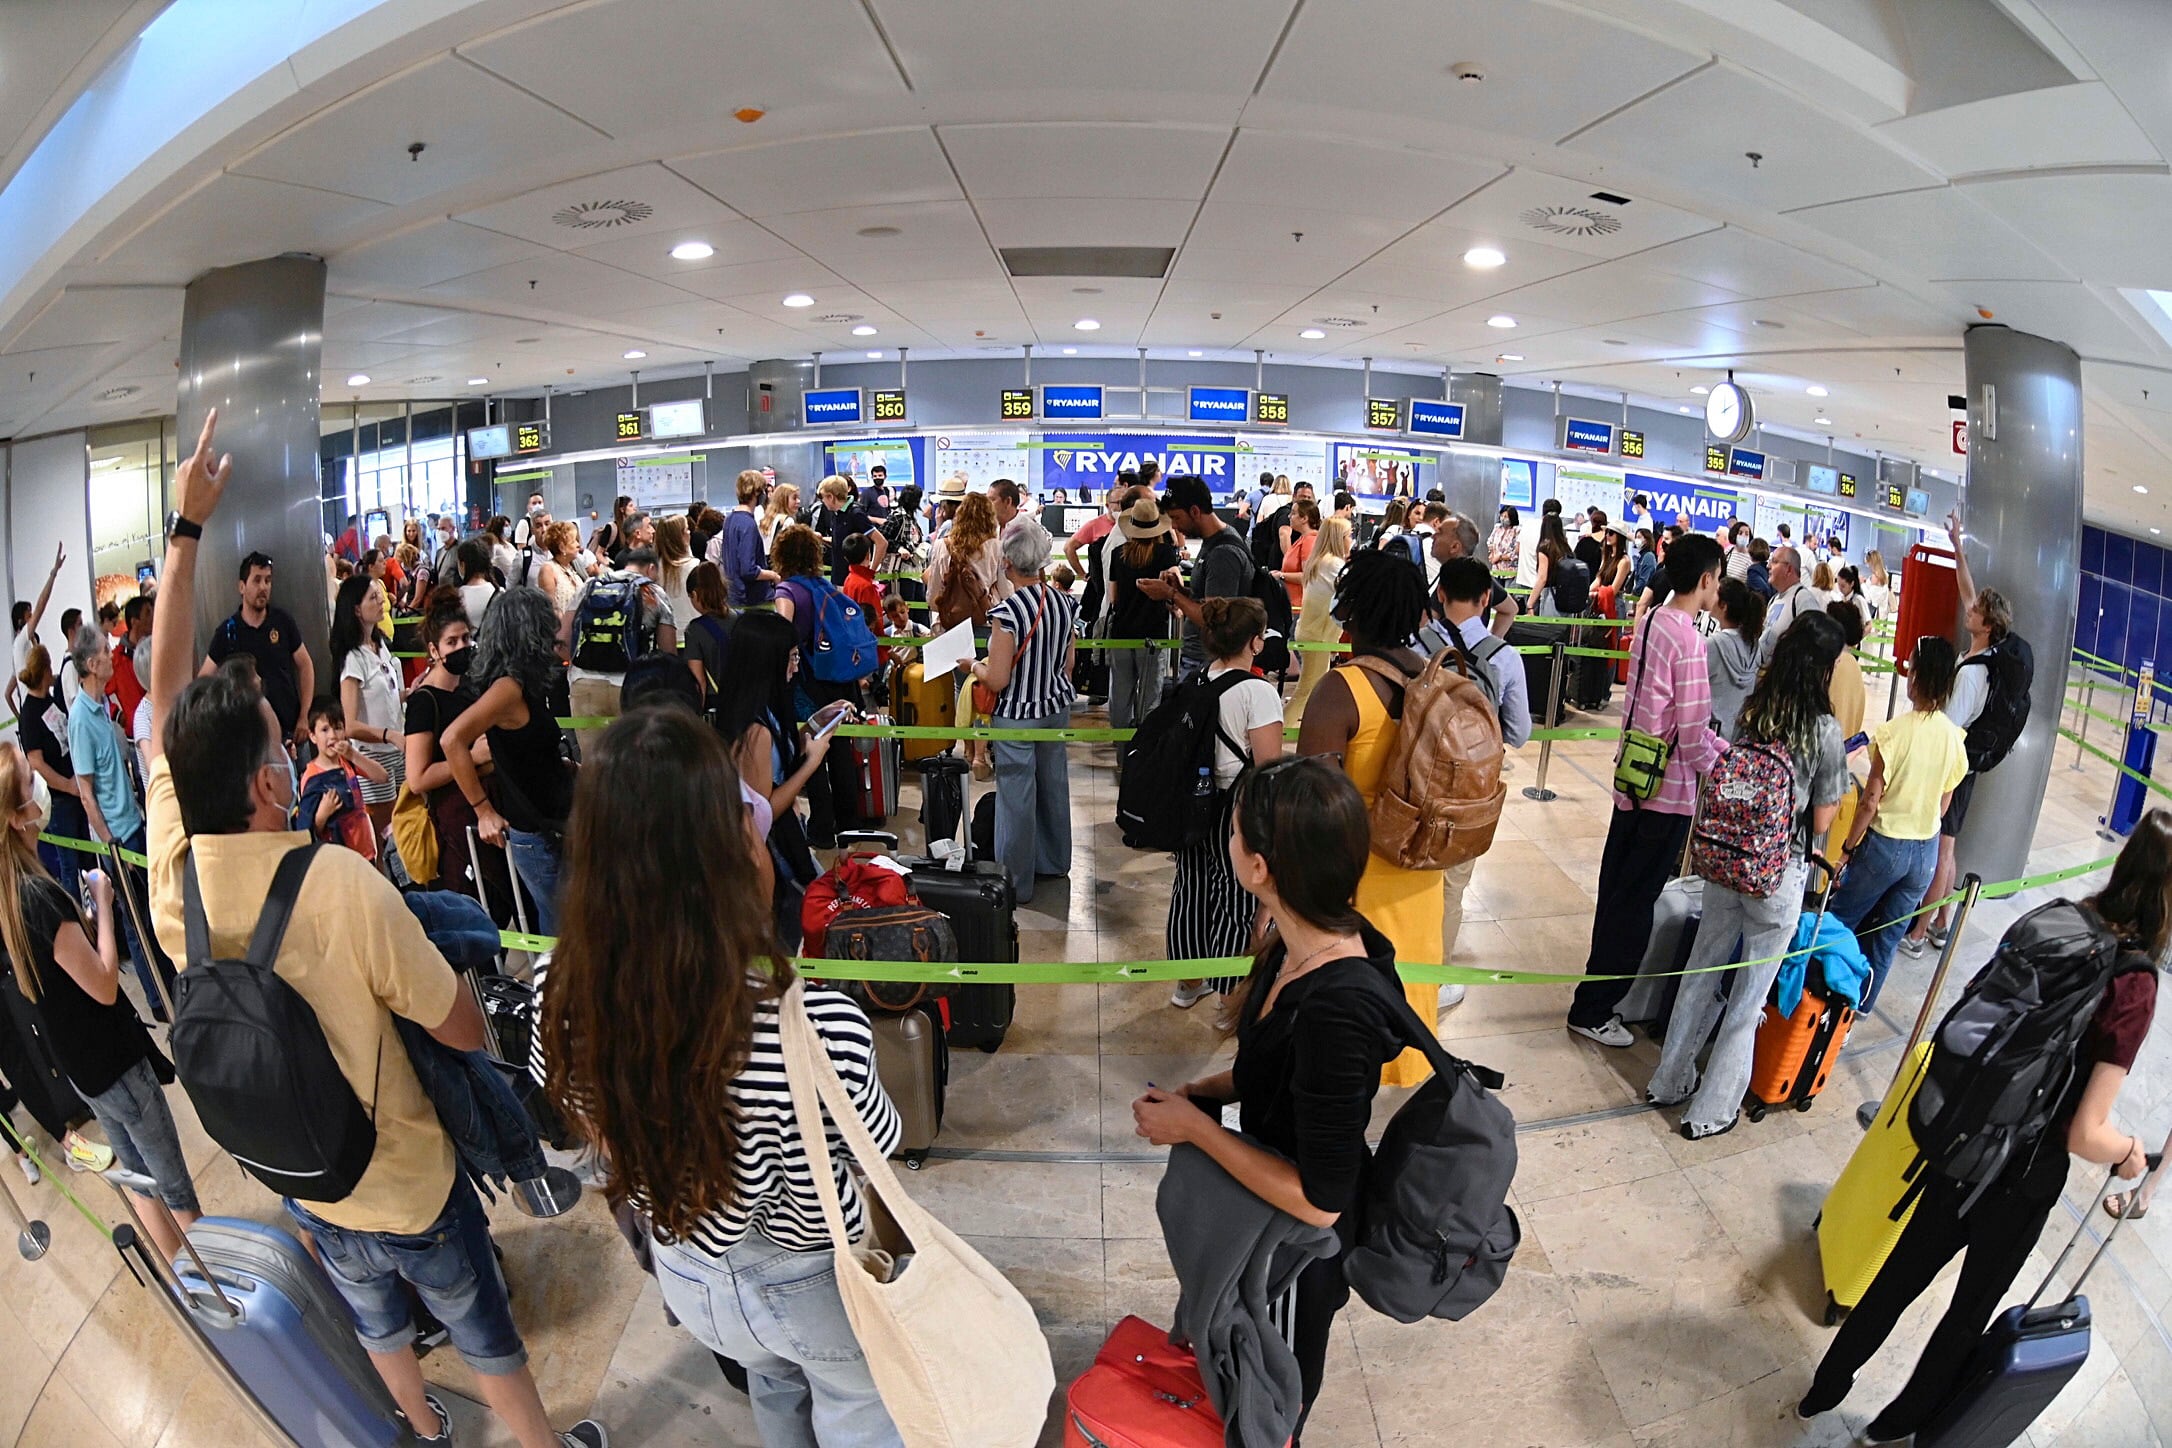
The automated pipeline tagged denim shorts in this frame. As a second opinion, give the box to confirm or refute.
[287,1174,527,1375]
[85,1058,200,1214]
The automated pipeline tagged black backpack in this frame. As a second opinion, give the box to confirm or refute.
[1962,632,2034,773]
[1115,670,1251,852]
[572,575,653,672]
[1248,564,1293,676]
[1249,506,1287,574]
[1339,965,1520,1323]
[170,845,379,1204]
[1906,898,2127,1215]
[1546,556,1592,615]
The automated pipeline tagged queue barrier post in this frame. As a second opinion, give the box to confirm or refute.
[2074,669,2094,771]
[0,1160,49,1259]
[1857,873,1983,1130]
[1520,639,1568,803]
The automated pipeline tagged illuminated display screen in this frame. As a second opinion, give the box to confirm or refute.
[514,421,548,454]
[615,412,643,441]
[1618,429,1645,460]
[871,388,908,423]
[999,388,1034,420]
[1253,392,1289,426]
[1365,397,1403,430]
[1705,444,1730,474]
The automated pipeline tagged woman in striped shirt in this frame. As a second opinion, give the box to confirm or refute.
[966,518,1078,904]
[541,704,904,1448]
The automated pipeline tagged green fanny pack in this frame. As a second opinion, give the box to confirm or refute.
[1613,728,1673,801]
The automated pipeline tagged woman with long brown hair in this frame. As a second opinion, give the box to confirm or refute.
[924,490,1006,632]
[655,514,696,642]
[542,705,903,1448]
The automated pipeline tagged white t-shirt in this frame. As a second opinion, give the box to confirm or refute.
[458,581,501,634]
[12,628,34,675]
[340,639,404,734]
[1947,653,1991,732]
[1206,665,1283,787]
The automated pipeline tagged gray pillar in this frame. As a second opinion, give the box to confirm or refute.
[1439,372,1504,526]
[1953,324,2082,888]
[746,358,813,434]
[176,256,331,682]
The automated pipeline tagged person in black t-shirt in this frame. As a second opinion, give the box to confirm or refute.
[15,645,86,897]
[201,551,313,744]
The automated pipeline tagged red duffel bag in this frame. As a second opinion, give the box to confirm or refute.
[801,852,913,957]
[1066,1316,1288,1448]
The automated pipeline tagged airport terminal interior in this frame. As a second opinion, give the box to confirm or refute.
[7,3,2172,1446]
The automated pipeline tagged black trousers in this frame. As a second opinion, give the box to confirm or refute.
[1810,1173,2057,1435]
[1288,1250,1350,1443]
[1568,806,1692,1028]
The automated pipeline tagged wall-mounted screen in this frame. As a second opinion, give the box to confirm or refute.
[647,399,707,439]
[467,424,513,460]
[1805,463,1838,495]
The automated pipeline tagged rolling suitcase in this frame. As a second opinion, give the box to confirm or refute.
[1747,858,1850,1120]
[1914,1161,2160,1448]
[1816,1042,1930,1323]
[1506,620,1568,727]
[870,1001,947,1169]
[916,755,967,853]
[893,661,957,762]
[1569,604,1615,711]
[897,856,1018,1052]
[167,1217,421,1447]
[843,712,901,823]
[1066,1315,1231,1448]
[1616,877,1704,1032]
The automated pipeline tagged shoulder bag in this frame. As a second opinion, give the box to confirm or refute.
[778,980,1054,1447]
[1612,607,1674,802]
[972,587,1049,717]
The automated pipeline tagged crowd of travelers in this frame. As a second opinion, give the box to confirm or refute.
[0,413,2154,1448]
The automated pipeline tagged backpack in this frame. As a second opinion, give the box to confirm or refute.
[1398,531,1429,574]
[1248,564,1292,675]
[1347,650,1507,872]
[934,554,994,631]
[1906,899,2128,1215]
[802,576,881,683]
[169,846,378,1204]
[1339,965,1520,1323]
[1417,621,1507,714]
[1962,632,2034,773]
[572,575,654,672]
[1248,506,1287,573]
[1688,736,1799,898]
[515,545,538,588]
[1115,671,1252,852]
[1546,556,1591,615]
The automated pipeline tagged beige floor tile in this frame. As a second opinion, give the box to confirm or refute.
[1099,1161,1167,1240]
[1454,1027,1642,1120]
[18,1372,124,1448]
[967,1234,1107,1333]
[2042,1363,2164,1447]
[900,1158,1103,1238]
[1630,1360,1855,1447]
[1101,1236,1179,1332]
[1514,1110,1682,1204]
[4,1167,126,1364]
[1001,978,1102,1054]
[1682,1135,1849,1352]
[54,1269,200,1446]
[1466,841,1594,920]
[588,1278,759,1448]
[1098,1052,1228,1145]
[147,1370,281,1448]
[1097,981,1238,1055]
[0,1291,57,1443]
[942,1050,1102,1151]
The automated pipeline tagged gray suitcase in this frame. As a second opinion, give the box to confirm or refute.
[1616,877,1704,1030]
[870,1001,947,1170]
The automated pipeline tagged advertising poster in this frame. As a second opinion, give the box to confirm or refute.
[930,433,1032,493]
[1233,436,1329,498]
[1500,458,1537,509]
[825,437,921,488]
[616,455,696,510]
[1629,473,1738,532]
[1040,433,1237,495]
[1549,466,1623,525]
[1331,441,1425,499]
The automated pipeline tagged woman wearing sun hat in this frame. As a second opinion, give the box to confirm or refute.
[1104,495,1182,734]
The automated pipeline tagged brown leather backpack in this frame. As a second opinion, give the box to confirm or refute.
[1349,648,1507,871]
[934,553,993,632]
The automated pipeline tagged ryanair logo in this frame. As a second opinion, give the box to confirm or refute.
[1050,450,1072,468]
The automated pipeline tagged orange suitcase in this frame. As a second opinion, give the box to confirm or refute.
[1746,988,1855,1120]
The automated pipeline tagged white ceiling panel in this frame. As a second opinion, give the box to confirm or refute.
[1943,281,2162,362]
[453,163,747,254]
[663,258,851,306]
[1480,262,1749,324]
[1960,173,2172,293]
[326,301,479,344]
[1210,132,1500,219]
[976,197,1193,250]
[0,0,150,179]
[420,250,701,317]
[3,285,179,353]
[820,249,1012,288]
[231,56,609,208]
[877,0,1282,99]
[356,309,530,350]
[331,221,551,291]
[459,0,906,141]
[1261,0,1701,143]
[610,301,838,356]
[570,218,805,281]
[1573,63,1941,213]
[762,202,995,271]
[93,175,390,281]
[1632,226,1874,299]
[1785,186,2071,282]
[1786,284,1959,338]
[942,123,1228,202]
[668,131,961,218]
[1438,169,1719,262]
[1877,81,2162,177]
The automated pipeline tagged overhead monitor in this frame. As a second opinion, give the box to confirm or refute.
[802,387,865,426]
[647,398,707,439]
[1187,385,1251,425]
[513,420,548,454]
[467,424,513,460]
[1805,463,1838,495]
[1559,417,1615,454]
[1038,383,1105,421]
[1405,398,1466,440]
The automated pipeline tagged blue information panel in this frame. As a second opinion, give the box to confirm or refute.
[802,387,864,426]
[1561,417,1615,454]
[1186,385,1251,425]
[1042,434,1236,490]
[1630,473,1738,529]
[1039,384,1105,421]
[1727,447,1767,480]
[1406,398,1467,440]
[1499,458,1536,509]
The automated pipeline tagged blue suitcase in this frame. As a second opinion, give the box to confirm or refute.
[1916,1161,2156,1448]
[168,1217,420,1447]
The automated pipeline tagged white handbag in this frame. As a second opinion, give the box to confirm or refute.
[778,981,1055,1447]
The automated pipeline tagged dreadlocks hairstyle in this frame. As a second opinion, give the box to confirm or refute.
[1738,610,1842,765]
[1331,547,1427,651]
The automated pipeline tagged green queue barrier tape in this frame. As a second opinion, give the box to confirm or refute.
[1561,646,1632,661]
[37,832,150,869]
[2062,727,2172,803]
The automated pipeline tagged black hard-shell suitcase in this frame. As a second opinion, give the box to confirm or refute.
[971,792,996,863]
[896,856,1018,1052]
[1506,620,1568,726]
[916,755,967,853]
[870,1001,947,1170]
[1915,1160,2159,1448]
[1569,616,1614,711]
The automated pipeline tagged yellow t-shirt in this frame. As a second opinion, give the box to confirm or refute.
[1829,651,1867,743]
[1869,708,1970,842]
[147,757,460,1234]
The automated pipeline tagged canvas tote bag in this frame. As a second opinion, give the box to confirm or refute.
[778,980,1054,1446]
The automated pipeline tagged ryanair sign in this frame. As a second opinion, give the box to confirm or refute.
[1041,434,1235,489]
[1628,473,1737,526]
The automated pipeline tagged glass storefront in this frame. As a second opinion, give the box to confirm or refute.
[318,401,472,551]
[87,419,174,609]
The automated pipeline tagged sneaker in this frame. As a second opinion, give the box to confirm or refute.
[1859,1415,1912,1445]
[1567,1016,1634,1049]
[414,1393,452,1444]
[1679,1117,1738,1142]
[1434,984,1468,1022]
[62,1130,114,1173]
[1926,924,1951,950]
[15,1152,38,1187]
[1897,933,1928,957]
[559,1422,609,1448]
[1168,980,1213,1010]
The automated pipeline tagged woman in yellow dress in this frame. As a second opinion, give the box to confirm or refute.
[1296,550,1441,1086]
[1285,516,1352,725]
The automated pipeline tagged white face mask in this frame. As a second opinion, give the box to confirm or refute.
[28,773,50,833]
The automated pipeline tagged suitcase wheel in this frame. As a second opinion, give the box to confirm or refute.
[1822,1293,1846,1327]
[1794,1096,1816,1113]
[978,1040,1000,1054]
[903,1150,927,1171]
[1746,1101,1767,1123]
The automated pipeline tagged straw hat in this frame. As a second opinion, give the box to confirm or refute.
[937,472,968,499]
[1117,496,1173,541]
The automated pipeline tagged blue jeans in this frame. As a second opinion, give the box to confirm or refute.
[992,706,1072,904]
[403,889,501,971]
[504,828,561,936]
[651,1230,904,1448]
[38,792,86,902]
[1830,830,1939,1014]
[288,1174,527,1375]
[85,1059,199,1213]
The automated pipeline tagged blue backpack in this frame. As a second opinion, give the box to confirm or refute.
[803,577,881,683]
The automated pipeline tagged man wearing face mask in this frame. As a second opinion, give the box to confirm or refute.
[509,491,546,551]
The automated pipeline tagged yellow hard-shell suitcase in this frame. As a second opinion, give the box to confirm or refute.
[893,660,957,762]
[1815,1042,1929,1323]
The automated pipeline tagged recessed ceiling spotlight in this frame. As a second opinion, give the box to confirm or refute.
[346,373,371,386]
[1679,406,1695,413]
[1463,246,1506,269]
[1690,385,1709,394]
[782,293,815,308]
[1188,350,1203,357]
[866,350,883,359]
[1814,416,1832,426]
[623,349,646,359]
[1486,315,1517,329]
[2154,528,2162,535]
[1061,346,1078,354]
[1074,318,1101,331]
[1299,328,1326,340]
[1496,353,1523,362]
[669,241,714,261]
[1807,384,1829,397]
[852,324,878,336]
[2136,484,2150,494]
[467,377,490,386]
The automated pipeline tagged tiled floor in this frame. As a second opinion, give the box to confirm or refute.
[7,682,2172,1447]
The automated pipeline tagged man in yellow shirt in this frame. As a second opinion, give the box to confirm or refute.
[145,412,605,1448]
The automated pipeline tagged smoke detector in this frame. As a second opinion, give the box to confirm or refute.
[1519,205,1623,238]
[551,199,655,230]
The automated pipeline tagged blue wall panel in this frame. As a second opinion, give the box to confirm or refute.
[2106,530,2136,586]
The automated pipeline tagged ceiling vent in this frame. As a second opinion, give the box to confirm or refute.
[98,385,139,400]
[1311,317,1366,329]
[406,375,440,384]
[815,313,863,325]
[1000,246,1174,278]
[1519,205,1623,238]
[551,199,655,230]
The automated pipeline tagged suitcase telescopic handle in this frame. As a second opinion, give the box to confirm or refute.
[2024,1155,2164,1313]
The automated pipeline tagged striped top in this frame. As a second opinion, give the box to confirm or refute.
[987,583,1079,719]
[1617,604,1729,816]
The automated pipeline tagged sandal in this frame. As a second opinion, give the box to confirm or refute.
[2105,1190,2150,1220]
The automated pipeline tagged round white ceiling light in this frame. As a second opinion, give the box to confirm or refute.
[346,373,371,386]
[1188,350,1203,357]
[866,350,883,359]
[1463,247,1505,269]
[669,241,714,261]
[1074,318,1101,331]
[1299,328,1326,340]
[852,324,878,336]
[1690,385,1709,395]
[1814,416,1832,426]
[1486,315,1517,329]
[1807,384,1829,397]
[467,377,490,386]
[782,293,815,308]
[1062,347,1077,355]
[623,349,646,359]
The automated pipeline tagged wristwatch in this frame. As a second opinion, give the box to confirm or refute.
[165,510,203,542]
